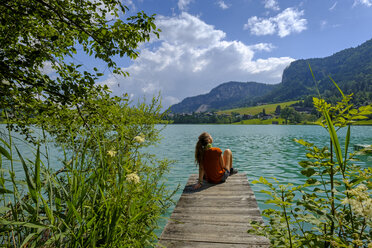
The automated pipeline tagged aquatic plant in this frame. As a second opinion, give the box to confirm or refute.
[249,69,372,247]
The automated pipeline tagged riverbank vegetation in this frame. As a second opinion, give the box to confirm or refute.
[0,1,174,247]
[165,96,372,125]
[249,77,372,247]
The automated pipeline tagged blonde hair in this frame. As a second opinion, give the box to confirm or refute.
[195,132,211,166]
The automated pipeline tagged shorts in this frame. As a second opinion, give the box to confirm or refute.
[220,170,229,183]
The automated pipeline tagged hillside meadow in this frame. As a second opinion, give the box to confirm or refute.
[217,101,299,116]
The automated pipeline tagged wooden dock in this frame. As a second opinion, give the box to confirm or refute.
[159,173,270,247]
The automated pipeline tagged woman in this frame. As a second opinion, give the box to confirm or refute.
[193,132,237,189]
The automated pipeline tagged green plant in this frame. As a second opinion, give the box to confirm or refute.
[1,0,160,142]
[249,74,372,247]
[0,1,175,246]
[0,95,175,247]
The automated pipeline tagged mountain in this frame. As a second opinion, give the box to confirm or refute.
[259,38,372,104]
[169,81,276,113]
[170,38,372,113]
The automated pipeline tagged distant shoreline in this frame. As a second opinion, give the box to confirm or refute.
[166,122,372,126]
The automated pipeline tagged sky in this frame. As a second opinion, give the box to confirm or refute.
[91,0,372,109]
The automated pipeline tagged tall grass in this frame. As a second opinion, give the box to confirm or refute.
[0,96,174,247]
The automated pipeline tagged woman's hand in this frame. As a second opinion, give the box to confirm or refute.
[193,182,202,190]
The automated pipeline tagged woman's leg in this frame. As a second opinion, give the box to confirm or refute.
[223,149,233,171]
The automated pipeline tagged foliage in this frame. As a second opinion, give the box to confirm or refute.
[164,112,236,124]
[0,1,175,246]
[275,105,281,115]
[249,77,372,247]
[170,81,276,114]
[0,0,160,141]
[280,107,302,124]
[0,95,174,247]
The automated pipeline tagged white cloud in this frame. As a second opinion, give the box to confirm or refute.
[178,0,194,11]
[249,43,275,52]
[244,8,307,37]
[100,13,294,109]
[353,0,372,7]
[329,2,337,11]
[123,0,136,11]
[41,61,56,75]
[263,0,280,11]
[244,16,276,35]
[217,0,230,10]
[275,8,307,37]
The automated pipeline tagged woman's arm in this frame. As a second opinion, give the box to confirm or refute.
[220,154,226,170]
[193,165,204,189]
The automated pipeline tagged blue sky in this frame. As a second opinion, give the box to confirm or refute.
[96,0,372,109]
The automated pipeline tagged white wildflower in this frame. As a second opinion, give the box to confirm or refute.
[126,172,140,184]
[107,150,117,157]
[352,239,364,247]
[343,184,372,220]
[134,134,145,143]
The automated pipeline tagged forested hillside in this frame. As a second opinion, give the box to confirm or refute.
[169,81,276,113]
[259,38,372,105]
[170,38,372,113]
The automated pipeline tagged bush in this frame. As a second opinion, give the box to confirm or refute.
[0,94,174,247]
[249,78,372,247]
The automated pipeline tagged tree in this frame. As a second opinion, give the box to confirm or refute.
[289,110,302,124]
[0,2,175,247]
[275,105,281,115]
[280,106,295,124]
[0,0,160,139]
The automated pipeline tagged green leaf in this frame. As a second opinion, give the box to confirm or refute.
[343,125,350,171]
[260,190,273,196]
[328,76,344,98]
[0,145,11,160]
[67,201,82,224]
[21,232,38,247]
[15,147,36,192]
[0,137,11,149]
[299,161,312,168]
[0,206,11,214]
[323,110,343,167]
[35,145,41,192]
[41,197,54,225]
[301,168,316,177]
[0,188,13,194]
[0,219,46,229]
[306,178,318,185]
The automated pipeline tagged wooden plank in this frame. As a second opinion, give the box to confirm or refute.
[159,240,269,248]
[158,173,270,247]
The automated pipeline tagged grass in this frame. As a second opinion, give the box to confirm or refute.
[234,118,286,125]
[217,101,300,116]
[352,119,372,125]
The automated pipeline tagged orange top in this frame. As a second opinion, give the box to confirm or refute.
[202,147,226,183]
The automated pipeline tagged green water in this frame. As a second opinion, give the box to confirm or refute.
[153,124,372,233]
[2,124,371,235]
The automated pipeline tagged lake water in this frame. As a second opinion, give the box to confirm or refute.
[152,124,372,232]
[1,124,371,235]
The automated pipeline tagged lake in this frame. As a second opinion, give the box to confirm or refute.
[1,124,371,235]
[151,124,372,232]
